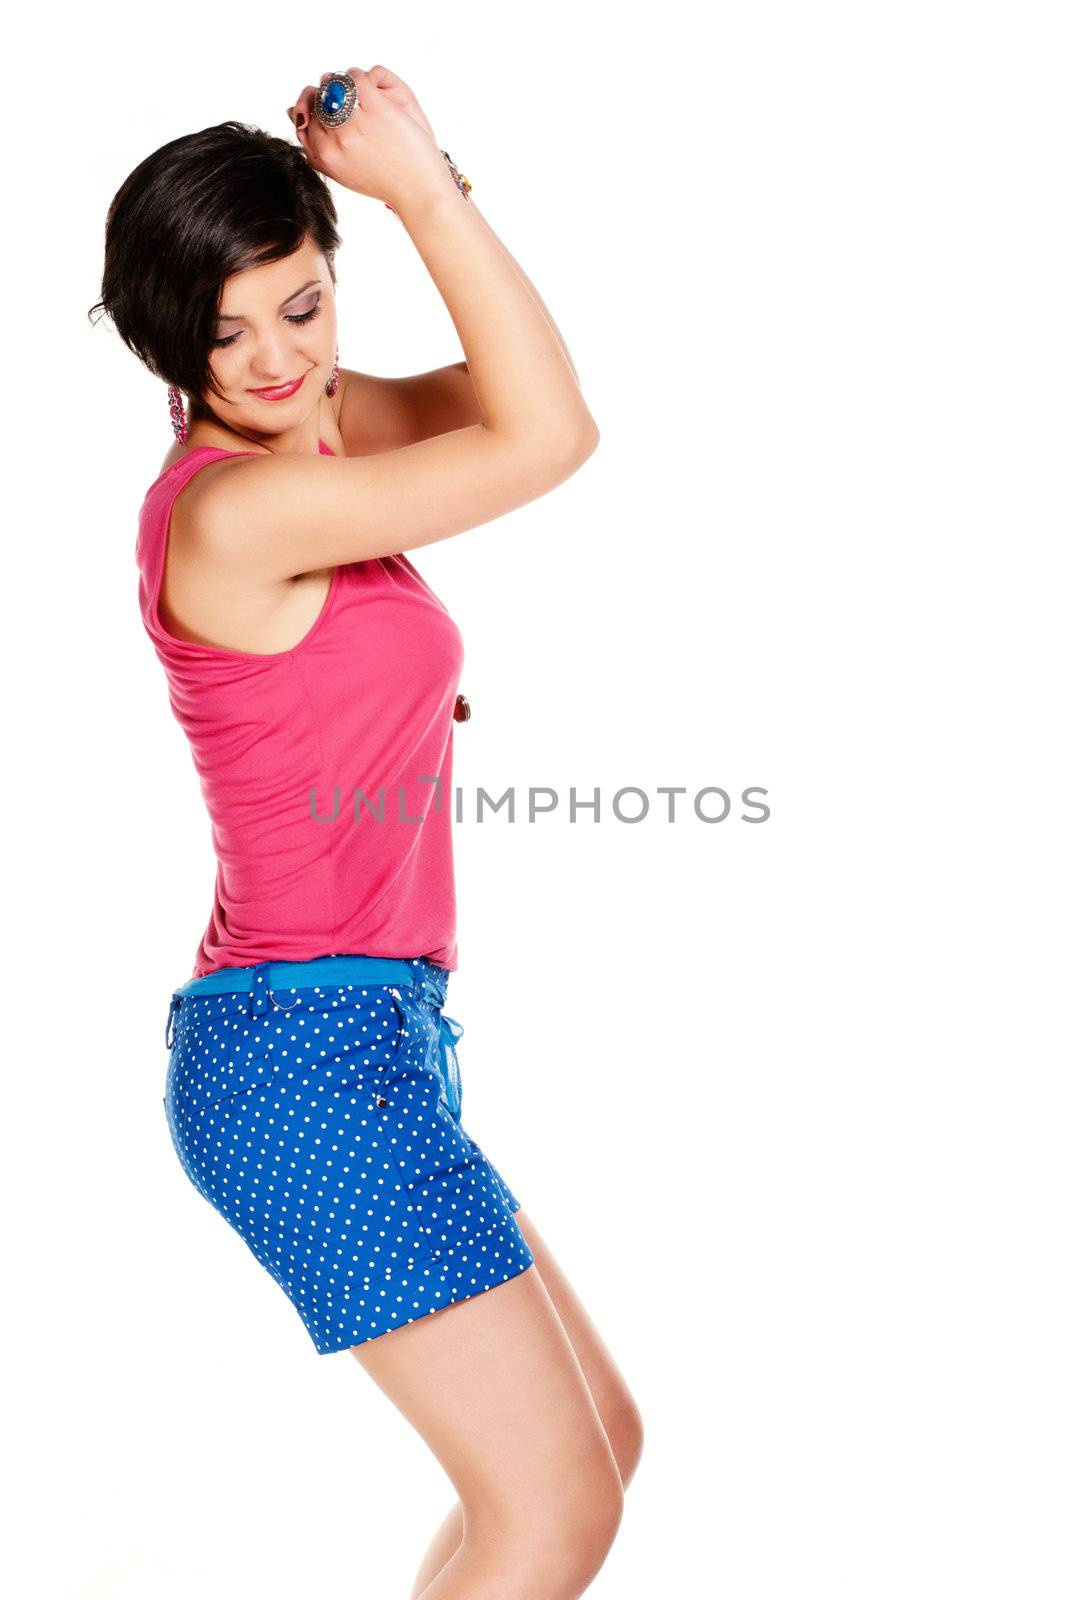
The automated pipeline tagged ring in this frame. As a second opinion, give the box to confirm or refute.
[314,71,359,130]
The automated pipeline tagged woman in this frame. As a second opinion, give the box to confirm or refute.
[92,65,642,1598]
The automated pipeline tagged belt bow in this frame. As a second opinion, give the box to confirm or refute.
[417,969,464,1119]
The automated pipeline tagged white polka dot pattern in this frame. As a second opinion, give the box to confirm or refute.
[162,962,534,1354]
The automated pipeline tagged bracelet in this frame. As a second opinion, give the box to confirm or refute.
[440,150,472,199]
[384,148,472,216]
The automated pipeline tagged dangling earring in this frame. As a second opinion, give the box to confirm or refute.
[167,385,188,444]
[325,346,340,397]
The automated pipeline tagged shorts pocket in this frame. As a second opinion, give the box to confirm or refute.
[266,982,412,1072]
[270,981,409,1041]
[166,995,254,1110]
[189,983,413,1112]
[407,1156,519,1264]
[197,1048,279,1110]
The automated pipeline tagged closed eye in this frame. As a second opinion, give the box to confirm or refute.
[213,301,323,350]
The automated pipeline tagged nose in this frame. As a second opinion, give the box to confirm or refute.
[249,332,302,385]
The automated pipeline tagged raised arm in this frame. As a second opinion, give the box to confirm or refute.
[332,191,584,454]
[197,66,598,581]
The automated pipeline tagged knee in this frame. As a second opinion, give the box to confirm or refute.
[532,1473,625,1598]
[469,1448,625,1598]
[557,1457,626,1582]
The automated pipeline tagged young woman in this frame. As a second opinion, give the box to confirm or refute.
[92,65,642,1599]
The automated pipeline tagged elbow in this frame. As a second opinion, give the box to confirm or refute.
[557,417,601,469]
[542,423,599,490]
[494,415,600,481]
[577,416,600,454]
[571,422,600,472]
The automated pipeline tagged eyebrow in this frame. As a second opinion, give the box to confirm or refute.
[217,279,321,323]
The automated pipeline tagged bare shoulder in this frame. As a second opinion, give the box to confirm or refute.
[162,456,329,654]
[168,451,254,540]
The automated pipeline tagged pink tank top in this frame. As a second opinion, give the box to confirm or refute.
[136,441,464,978]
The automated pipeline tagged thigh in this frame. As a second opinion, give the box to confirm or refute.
[512,1208,644,1468]
[350,1262,621,1526]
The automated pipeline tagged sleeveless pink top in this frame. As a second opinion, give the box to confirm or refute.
[136,440,464,979]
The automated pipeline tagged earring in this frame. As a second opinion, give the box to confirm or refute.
[326,346,340,397]
[167,385,188,444]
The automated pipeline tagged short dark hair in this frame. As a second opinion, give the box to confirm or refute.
[88,121,342,417]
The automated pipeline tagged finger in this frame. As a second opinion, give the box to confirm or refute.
[343,65,379,108]
[291,97,323,165]
[291,84,317,132]
[366,64,407,91]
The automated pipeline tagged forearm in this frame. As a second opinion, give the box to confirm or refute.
[465,197,580,387]
[395,177,594,452]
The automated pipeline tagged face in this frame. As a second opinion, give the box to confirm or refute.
[200,236,336,436]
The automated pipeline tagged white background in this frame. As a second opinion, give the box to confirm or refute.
[5,2,1068,1595]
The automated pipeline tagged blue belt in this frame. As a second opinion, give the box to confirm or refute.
[165,954,464,1117]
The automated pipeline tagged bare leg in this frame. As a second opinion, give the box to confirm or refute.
[395,1206,645,1598]
[511,1208,645,1488]
[408,1503,465,1600]
[351,1240,626,1600]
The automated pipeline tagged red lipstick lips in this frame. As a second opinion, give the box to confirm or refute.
[249,372,307,401]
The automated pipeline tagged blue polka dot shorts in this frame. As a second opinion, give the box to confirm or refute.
[162,954,535,1354]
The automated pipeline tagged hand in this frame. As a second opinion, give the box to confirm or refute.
[363,65,439,146]
[287,65,450,211]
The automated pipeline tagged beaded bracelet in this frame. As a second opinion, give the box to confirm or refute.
[384,148,472,216]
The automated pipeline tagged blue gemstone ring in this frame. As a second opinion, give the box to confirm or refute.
[314,71,358,130]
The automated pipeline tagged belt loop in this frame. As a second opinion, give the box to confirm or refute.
[165,994,180,1051]
[248,962,273,1018]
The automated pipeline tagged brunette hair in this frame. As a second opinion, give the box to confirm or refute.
[88,120,342,417]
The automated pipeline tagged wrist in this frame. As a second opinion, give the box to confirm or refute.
[387,170,467,228]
